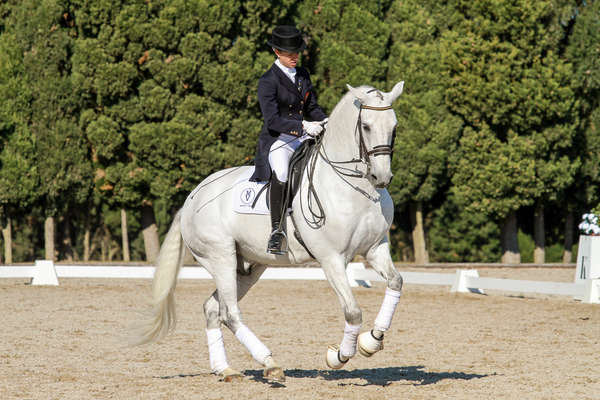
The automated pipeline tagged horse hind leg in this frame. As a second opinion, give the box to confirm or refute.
[358,240,403,358]
[203,293,242,382]
[203,260,284,382]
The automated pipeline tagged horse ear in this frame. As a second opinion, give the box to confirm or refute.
[346,84,368,104]
[388,81,404,103]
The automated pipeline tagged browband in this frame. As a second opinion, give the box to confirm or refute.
[360,104,394,111]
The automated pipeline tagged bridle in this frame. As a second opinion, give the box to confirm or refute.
[317,102,396,181]
[301,101,396,228]
[357,104,396,161]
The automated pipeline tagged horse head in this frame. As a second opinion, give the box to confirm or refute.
[345,81,404,189]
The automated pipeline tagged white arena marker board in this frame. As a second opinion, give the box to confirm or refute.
[1,260,599,303]
[31,260,59,286]
[575,235,600,281]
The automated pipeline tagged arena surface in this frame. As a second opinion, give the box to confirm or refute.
[1,267,598,399]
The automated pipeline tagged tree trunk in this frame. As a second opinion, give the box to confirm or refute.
[141,204,160,262]
[563,211,574,263]
[533,204,545,264]
[121,208,130,262]
[2,216,12,264]
[409,201,429,264]
[83,226,91,261]
[501,212,520,263]
[62,215,74,261]
[100,230,107,262]
[45,216,55,261]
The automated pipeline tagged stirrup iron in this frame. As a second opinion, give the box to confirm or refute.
[267,229,288,255]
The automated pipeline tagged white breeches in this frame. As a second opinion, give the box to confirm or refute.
[269,133,306,182]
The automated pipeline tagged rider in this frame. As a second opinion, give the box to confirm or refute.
[250,25,328,255]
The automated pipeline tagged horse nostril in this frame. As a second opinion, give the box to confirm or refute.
[370,174,378,181]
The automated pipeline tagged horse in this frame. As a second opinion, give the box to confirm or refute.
[133,81,406,382]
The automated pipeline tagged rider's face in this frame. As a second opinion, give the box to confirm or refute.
[274,49,299,68]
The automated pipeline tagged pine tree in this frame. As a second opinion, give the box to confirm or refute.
[0,30,38,263]
[443,0,579,263]
[565,0,600,255]
[385,0,463,263]
[2,0,93,261]
[298,0,391,111]
[71,0,285,261]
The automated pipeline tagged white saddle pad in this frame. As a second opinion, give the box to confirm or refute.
[233,168,270,215]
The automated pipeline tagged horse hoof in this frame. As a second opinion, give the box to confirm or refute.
[358,330,383,358]
[326,345,349,369]
[219,367,244,382]
[264,366,286,382]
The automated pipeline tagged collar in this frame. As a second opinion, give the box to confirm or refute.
[274,59,296,82]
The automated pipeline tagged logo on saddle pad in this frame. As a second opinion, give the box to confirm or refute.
[240,188,256,205]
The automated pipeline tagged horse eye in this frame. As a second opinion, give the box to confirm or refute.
[362,124,370,132]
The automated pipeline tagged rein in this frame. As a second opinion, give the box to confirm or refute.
[300,103,395,228]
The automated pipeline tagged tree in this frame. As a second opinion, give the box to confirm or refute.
[385,0,463,263]
[429,193,501,262]
[13,1,94,261]
[564,0,600,261]
[442,0,579,263]
[71,0,276,261]
[298,0,392,111]
[0,31,38,263]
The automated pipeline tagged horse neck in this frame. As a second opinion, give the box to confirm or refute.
[313,95,381,201]
[320,96,360,161]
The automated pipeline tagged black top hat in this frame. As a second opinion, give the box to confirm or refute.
[267,25,306,53]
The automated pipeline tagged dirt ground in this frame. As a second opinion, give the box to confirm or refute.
[1,267,598,399]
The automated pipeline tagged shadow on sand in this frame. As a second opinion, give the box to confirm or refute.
[244,365,491,387]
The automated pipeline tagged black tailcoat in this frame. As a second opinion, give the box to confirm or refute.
[250,63,327,182]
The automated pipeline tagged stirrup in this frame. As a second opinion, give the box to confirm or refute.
[266,229,288,255]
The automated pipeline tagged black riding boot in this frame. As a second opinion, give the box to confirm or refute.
[267,177,287,255]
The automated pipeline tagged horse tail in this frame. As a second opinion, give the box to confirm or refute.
[131,210,184,346]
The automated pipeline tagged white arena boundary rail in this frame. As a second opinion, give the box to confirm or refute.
[0,260,598,304]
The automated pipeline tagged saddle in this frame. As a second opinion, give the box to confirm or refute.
[283,138,316,210]
[251,138,315,212]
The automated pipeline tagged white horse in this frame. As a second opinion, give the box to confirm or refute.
[133,81,406,382]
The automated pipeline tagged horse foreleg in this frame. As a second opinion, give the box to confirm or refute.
[358,240,403,357]
[321,256,362,369]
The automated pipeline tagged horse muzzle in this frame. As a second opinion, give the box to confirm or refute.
[370,172,393,189]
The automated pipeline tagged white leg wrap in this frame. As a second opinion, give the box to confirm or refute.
[206,328,229,373]
[235,324,272,365]
[339,322,361,358]
[374,287,402,332]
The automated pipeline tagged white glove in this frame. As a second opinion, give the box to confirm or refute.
[316,118,328,127]
[302,120,324,137]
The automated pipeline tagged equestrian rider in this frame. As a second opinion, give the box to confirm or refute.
[250,25,328,255]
